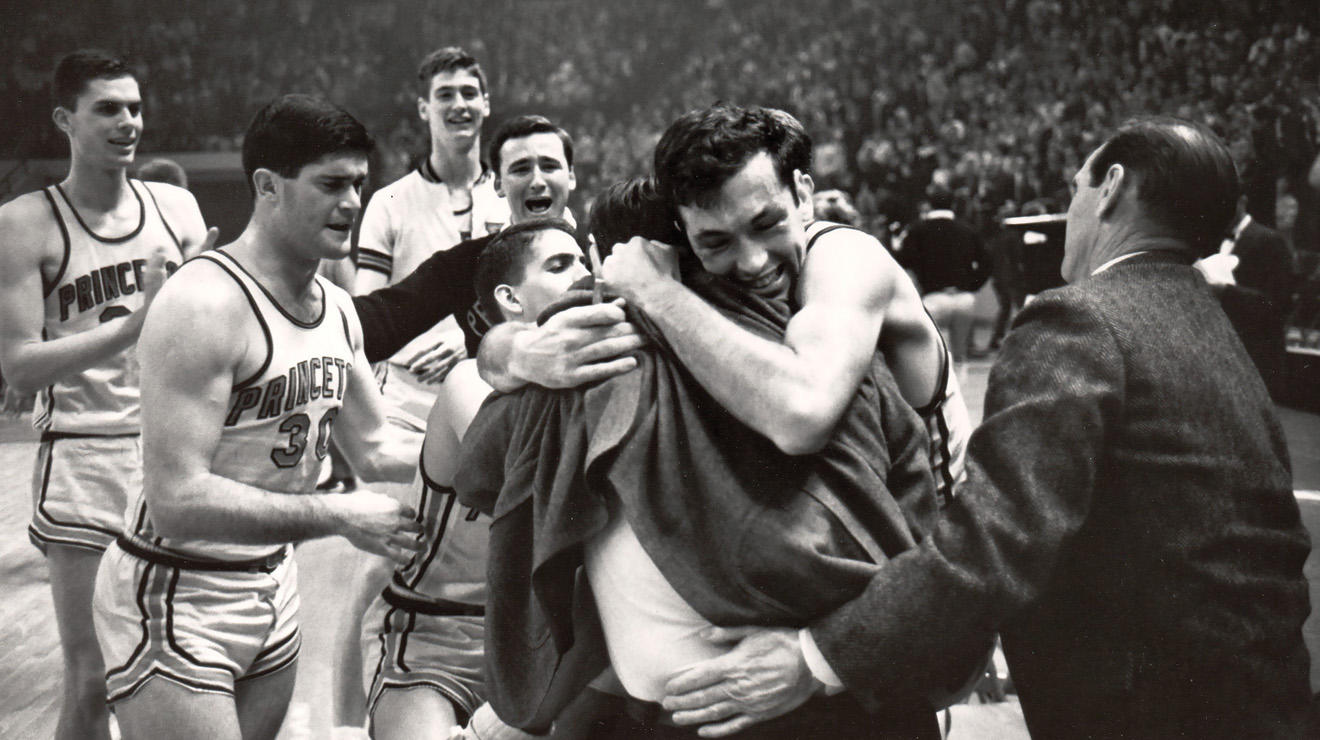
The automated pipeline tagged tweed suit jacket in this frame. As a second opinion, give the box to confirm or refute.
[809,245,1313,738]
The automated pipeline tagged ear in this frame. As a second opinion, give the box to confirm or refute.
[1097,163,1126,218]
[252,168,279,201]
[567,166,577,193]
[493,284,523,320]
[52,106,71,135]
[479,90,491,118]
[494,173,504,198]
[794,169,815,219]
[417,95,429,123]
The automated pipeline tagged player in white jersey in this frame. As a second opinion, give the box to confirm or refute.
[355,47,509,441]
[363,220,596,740]
[0,50,214,740]
[91,94,422,740]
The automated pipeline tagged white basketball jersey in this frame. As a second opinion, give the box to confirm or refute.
[35,180,185,434]
[126,249,357,561]
[386,462,489,608]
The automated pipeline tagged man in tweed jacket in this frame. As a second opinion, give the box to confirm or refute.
[664,118,1314,738]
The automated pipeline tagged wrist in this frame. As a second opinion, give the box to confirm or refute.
[629,273,683,314]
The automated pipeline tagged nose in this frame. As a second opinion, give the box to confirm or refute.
[734,241,769,277]
[569,259,590,282]
[342,186,362,213]
[528,166,546,190]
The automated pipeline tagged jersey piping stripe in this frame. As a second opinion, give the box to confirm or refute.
[135,180,182,249]
[804,222,852,252]
[54,182,146,244]
[212,249,327,329]
[194,253,274,390]
[356,247,392,275]
[40,188,72,297]
[403,484,455,592]
[337,305,353,347]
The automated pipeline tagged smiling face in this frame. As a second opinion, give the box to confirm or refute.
[269,153,368,261]
[496,131,575,223]
[418,68,489,149]
[56,75,142,169]
[676,152,813,302]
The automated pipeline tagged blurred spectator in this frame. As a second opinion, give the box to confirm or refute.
[812,188,860,225]
[135,157,188,188]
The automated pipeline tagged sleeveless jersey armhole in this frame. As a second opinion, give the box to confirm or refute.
[194,252,274,390]
[40,188,72,298]
[134,180,182,249]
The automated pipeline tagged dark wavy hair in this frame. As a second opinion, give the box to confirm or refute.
[241,94,373,196]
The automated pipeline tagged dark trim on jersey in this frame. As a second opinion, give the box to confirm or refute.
[419,158,491,187]
[40,188,72,297]
[54,181,146,244]
[32,436,120,540]
[34,381,53,431]
[931,405,955,506]
[804,221,853,253]
[212,248,327,329]
[402,480,455,591]
[355,247,392,275]
[337,304,353,348]
[195,252,274,390]
[383,584,486,617]
[40,430,140,442]
[135,180,182,250]
[417,455,447,494]
[118,534,286,573]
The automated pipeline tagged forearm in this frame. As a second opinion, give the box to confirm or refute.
[2,313,145,394]
[150,472,349,545]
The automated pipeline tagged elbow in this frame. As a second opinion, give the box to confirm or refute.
[146,494,196,539]
[766,403,835,456]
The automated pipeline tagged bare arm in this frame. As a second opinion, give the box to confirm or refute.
[476,299,644,392]
[0,195,169,394]
[602,234,893,454]
[331,302,421,484]
[139,264,421,563]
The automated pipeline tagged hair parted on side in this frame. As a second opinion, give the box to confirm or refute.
[489,114,574,174]
[241,94,373,196]
[53,49,134,110]
[1087,116,1239,258]
[417,46,487,97]
[474,217,577,325]
[654,103,812,209]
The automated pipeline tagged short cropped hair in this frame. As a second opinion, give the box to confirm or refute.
[655,103,812,210]
[136,158,188,188]
[490,114,574,174]
[417,47,487,97]
[474,217,577,325]
[53,49,133,110]
[241,94,373,196]
[1087,117,1239,258]
[589,176,685,252]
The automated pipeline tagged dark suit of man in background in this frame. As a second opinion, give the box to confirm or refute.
[1195,196,1296,399]
[665,118,1314,739]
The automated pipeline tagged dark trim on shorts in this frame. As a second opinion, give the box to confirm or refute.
[241,632,300,682]
[105,552,160,685]
[382,585,485,617]
[39,430,140,442]
[165,566,241,674]
[41,188,72,297]
[31,434,123,543]
[107,666,236,705]
[117,535,286,573]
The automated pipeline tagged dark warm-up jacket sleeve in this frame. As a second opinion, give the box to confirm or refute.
[806,291,1122,713]
[351,239,481,362]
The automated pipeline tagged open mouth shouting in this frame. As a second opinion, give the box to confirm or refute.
[523,195,555,215]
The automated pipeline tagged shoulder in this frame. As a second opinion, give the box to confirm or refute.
[137,180,201,217]
[802,224,901,297]
[140,254,255,368]
[0,191,62,267]
[321,277,363,347]
[155,253,251,320]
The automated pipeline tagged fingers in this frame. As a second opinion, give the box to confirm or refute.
[702,625,761,643]
[670,699,740,727]
[201,226,220,253]
[696,715,758,738]
[664,683,735,713]
[573,330,646,365]
[664,657,731,697]
[565,356,639,385]
[549,300,629,329]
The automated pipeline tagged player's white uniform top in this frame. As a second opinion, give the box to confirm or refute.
[122,248,356,562]
[355,164,508,368]
[35,180,185,434]
[385,460,489,611]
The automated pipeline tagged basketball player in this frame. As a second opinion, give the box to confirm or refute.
[0,49,214,740]
[363,218,588,740]
[91,94,422,740]
[355,46,508,431]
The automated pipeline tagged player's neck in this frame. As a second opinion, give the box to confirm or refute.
[427,140,481,187]
[61,160,132,213]
[228,223,323,310]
